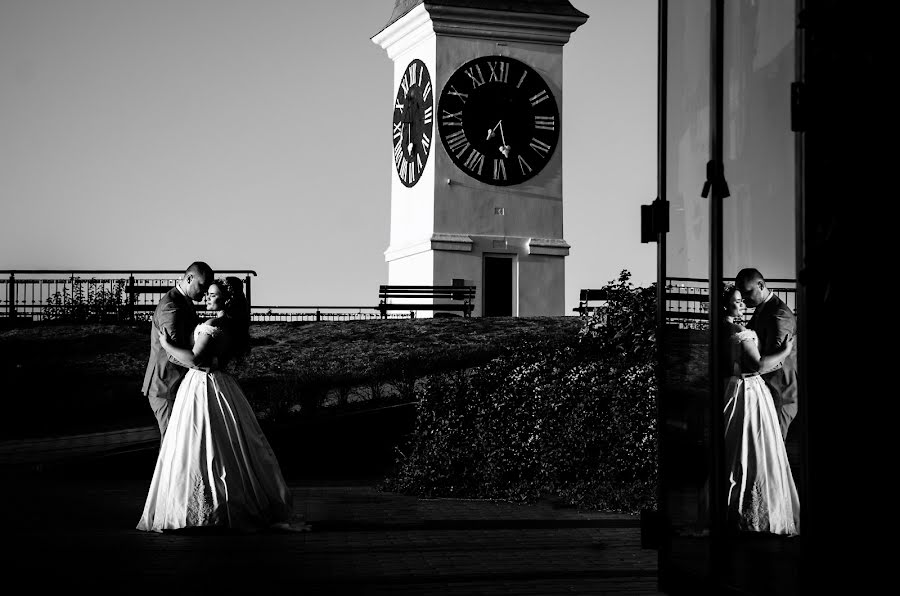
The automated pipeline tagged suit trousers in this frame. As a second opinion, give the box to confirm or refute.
[778,401,798,441]
[147,395,175,446]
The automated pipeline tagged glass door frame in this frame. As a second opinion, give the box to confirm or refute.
[656,0,807,591]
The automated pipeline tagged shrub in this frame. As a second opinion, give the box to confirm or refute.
[44,278,126,323]
[382,270,658,514]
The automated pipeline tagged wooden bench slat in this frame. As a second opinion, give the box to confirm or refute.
[377,284,476,318]
[379,285,474,290]
[378,290,475,296]
[379,294,472,299]
[379,289,475,294]
[378,303,472,310]
[579,289,608,300]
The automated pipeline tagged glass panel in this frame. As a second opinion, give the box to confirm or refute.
[720,1,801,593]
[660,0,712,589]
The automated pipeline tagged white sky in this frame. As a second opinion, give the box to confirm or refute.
[0,0,657,310]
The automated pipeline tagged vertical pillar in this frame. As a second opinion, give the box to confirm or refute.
[8,273,16,323]
[127,275,136,322]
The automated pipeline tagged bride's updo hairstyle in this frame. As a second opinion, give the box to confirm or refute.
[722,285,739,315]
[211,276,251,362]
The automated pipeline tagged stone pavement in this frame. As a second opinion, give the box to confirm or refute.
[0,432,662,595]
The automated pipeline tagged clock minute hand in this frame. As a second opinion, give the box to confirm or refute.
[498,121,511,158]
[403,120,414,155]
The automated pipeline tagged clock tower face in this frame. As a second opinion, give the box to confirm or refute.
[437,56,560,186]
[393,59,434,187]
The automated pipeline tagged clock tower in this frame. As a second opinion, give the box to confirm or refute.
[373,0,588,317]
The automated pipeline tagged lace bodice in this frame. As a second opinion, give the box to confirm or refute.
[728,329,759,376]
[729,329,758,345]
[193,321,224,341]
[193,321,224,368]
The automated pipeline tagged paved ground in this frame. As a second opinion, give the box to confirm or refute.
[0,429,662,595]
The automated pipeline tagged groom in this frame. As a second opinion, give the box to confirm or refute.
[735,268,798,440]
[142,261,214,443]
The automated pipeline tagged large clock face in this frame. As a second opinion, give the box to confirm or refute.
[437,56,560,186]
[393,59,433,187]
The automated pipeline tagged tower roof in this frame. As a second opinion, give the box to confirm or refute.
[382,0,589,31]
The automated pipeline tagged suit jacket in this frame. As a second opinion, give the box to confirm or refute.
[141,287,199,400]
[747,293,798,409]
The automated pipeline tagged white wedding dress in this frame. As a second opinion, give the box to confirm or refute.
[723,329,800,535]
[137,322,293,532]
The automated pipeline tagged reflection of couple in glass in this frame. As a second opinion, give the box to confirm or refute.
[722,268,799,536]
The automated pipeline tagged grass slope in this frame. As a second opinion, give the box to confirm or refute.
[0,317,582,440]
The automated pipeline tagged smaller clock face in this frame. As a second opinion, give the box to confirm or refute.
[393,59,433,187]
[437,56,560,186]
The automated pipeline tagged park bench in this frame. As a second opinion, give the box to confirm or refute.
[377,284,476,319]
[573,289,608,317]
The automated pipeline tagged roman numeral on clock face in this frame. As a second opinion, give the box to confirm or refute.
[488,61,509,83]
[398,157,417,184]
[421,133,430,152]
[446,129,470,155]
[464,149,485,175]
[517,155,533,175]
[423,81,432,102]
[394,140,404,167]
[530,90,549,106]
[517,70,528,88]
[493,158,507,181]
[424,106,433,125]
[401,63,418,95]
[442,109,463,127]
[393,122,403,141]
[465,64,486,88]
[534,115,555,131]
[530,138,551,157]
[447,85,468,103]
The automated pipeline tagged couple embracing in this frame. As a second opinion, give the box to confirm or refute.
[137,262,306,533]
[722,267,800,536]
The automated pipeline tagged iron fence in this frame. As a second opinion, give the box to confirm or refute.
[0,270,417,324]
[665,276,797,329]
[250,306,406,322]
[1,270,256,324]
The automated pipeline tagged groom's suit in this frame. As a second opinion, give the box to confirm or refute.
[747,293,798,440]
[142,286,199,441]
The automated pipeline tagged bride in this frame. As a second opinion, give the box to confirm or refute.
[722,285,799,535]
[137,276,303,533]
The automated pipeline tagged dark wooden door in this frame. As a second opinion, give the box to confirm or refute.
[483,256,512,317]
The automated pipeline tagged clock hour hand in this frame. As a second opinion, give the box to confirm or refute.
[487,121,511,158]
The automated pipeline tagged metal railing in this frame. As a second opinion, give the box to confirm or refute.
[0,270,418,324]
[574,277,797,329]
[250,306,407,322]
[1,270,256,323]
[665,276,797,328]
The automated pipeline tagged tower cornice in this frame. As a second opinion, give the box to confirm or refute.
[373,1,588,53]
